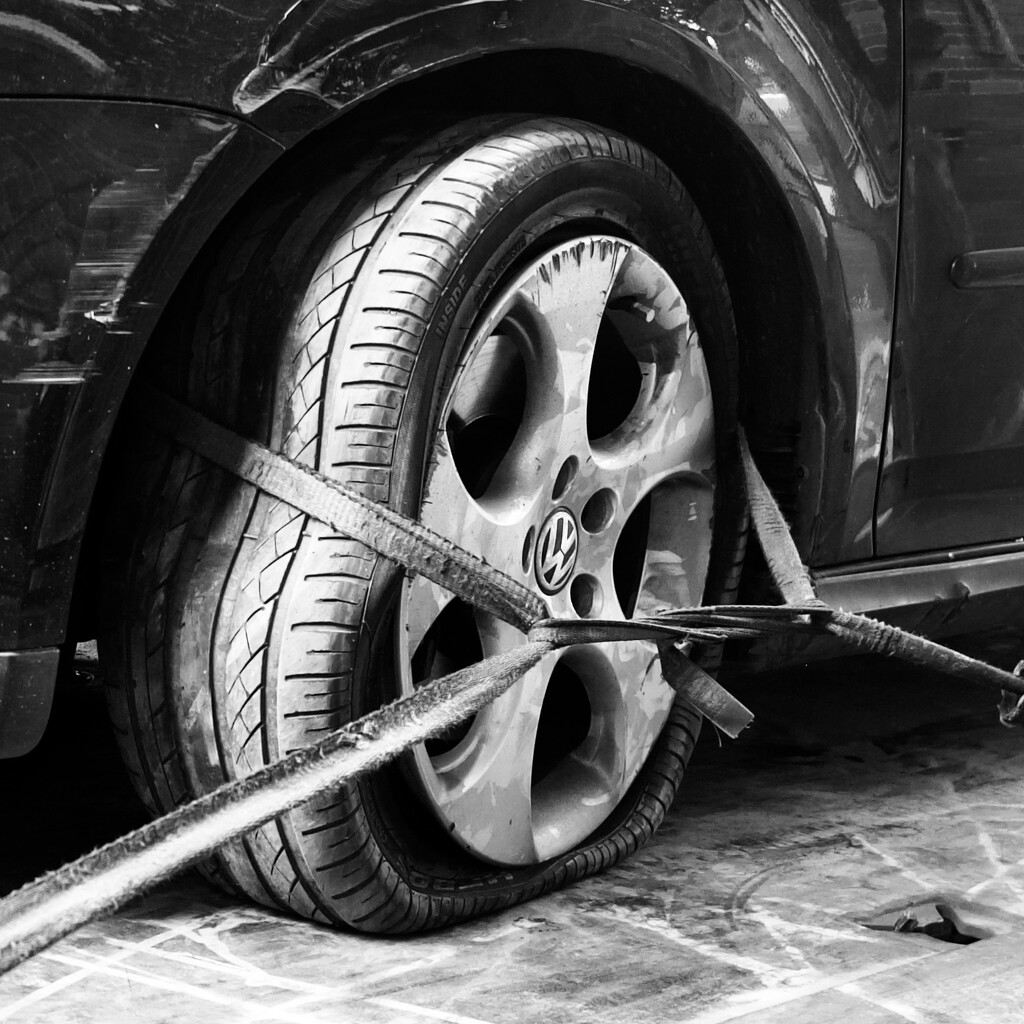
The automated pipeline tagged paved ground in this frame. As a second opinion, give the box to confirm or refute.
[2,654,1024,1022]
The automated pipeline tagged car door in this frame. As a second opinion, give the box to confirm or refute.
[877,0,1024,554]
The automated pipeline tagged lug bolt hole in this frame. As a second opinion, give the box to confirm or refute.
[570,574,602,618]
[521,526,536,573]
[552,456,579,501]
[581,488,616,533]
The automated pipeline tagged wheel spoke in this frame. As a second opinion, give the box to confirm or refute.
[413,619,676,865]
[600,639,677,787]
[633,478,715,614]
[591,277,715,524]
[419,434,532,576]
[486,237,629,497]
[530,640,675,860]
[535,238,628,454]
[602,378,714,521]
[404,443,536,698]
[574,469,715,621]
[573,246,717,618]
[413,617,546,865]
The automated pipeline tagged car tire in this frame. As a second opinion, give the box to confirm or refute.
[102,116,746,932]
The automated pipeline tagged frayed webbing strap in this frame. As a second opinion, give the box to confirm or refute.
[136,386,754,737]
[738,427,1024,709]
[137,394,1024,708]
[823,609,1024,695]
[0,640,554,975]
[5,401,1024,977]
[999,662,1024,727]
[137,386,547,634]
[737,428,821,607]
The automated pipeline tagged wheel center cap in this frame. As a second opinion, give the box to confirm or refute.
[534,507,579,594]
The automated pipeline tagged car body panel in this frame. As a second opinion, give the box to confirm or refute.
[0,99,283,654]
[877,1,1024,555]
[0,1,902,753]
[235,0,904,566]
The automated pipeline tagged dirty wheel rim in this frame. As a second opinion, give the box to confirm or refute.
[397,236,717,866]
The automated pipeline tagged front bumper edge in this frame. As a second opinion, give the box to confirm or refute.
[0,649,59,758]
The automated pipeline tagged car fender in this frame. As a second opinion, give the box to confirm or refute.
[233,0,902,564]
[0,0,901,563]
[0,0,900,753]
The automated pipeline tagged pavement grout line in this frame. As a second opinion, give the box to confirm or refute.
[838,980,932,1023]
[675,949,950,1024]
[34,952,327,1024]
[0,926,183,1021]
[366,996,499,1024]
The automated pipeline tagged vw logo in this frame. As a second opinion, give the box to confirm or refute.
[534,507,579,594]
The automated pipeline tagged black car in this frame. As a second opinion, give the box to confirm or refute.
[3,0,1023,933]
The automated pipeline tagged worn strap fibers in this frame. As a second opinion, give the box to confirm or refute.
[0,641,553,974]
[3,407,1024,978]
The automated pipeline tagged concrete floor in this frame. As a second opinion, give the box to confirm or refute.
[3,654,1024,1022]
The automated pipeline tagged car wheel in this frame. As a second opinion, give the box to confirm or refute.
[103,116,746,932]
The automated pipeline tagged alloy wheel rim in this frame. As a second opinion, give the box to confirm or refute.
[396,236,717,866]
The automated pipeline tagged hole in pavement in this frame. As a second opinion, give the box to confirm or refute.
[862,902,989,945]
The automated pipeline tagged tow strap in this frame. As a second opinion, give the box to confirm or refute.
[2,388,1023,975]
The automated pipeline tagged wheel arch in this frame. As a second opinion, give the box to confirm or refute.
[73,26,894,642]
[231,0,902,564]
